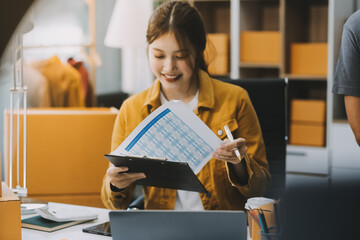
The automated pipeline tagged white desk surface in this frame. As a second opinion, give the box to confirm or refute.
[22,202,111,240]
[22,202,251,240]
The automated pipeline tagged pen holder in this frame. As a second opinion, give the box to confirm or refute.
[247,202,276,240]
[259,227,281,240]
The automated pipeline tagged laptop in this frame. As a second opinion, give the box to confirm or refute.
[109,210,247,240]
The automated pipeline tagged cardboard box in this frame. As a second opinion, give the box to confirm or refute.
[240,31,281,63]
[289,123,325,147]
[290,99,326,146]
[0,182,21,240]
[291,99,326,123]
[4,108,117,206]
[207,55,229,76]
[290,43,327,75]
[205,33,229,75]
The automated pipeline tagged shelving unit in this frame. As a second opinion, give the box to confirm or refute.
[194,0,358,179]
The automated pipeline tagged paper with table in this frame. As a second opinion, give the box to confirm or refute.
[111,100,223,174]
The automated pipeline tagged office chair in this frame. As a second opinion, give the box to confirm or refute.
[97,91,129,109]
[127,77,287,209]
[220,78,287,199]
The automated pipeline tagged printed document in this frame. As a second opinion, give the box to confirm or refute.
[111,100,222,174]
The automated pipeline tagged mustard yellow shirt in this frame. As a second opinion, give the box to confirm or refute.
[101,70,270,210]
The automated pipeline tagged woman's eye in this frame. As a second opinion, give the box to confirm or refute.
[175,54,187,59]
[154,55,164,59]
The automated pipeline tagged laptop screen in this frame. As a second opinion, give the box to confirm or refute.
[109,210,247,240]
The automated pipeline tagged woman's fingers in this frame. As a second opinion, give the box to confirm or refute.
[213,138,248,164]
[107,166,146,189]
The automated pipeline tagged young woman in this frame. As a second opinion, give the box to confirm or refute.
[101,1,270,210]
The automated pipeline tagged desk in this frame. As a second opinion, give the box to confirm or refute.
[22,202,251,240]
[22,202,111,240]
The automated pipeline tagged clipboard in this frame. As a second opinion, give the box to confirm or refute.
[105,154,208,193]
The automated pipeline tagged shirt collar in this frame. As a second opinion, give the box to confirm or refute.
[196,69,215,113]
[141,79,162,114]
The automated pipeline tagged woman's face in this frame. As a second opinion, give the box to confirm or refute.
[148,32,196,94]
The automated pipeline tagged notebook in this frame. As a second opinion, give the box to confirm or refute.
[109,210,247,240]
[21,215,91,232]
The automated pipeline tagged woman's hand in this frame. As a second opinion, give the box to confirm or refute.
[106,166,146,190]
[213,138,248,164]
[213,138,249,185]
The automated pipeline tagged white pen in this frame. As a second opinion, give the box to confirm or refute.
[224,125,242,162]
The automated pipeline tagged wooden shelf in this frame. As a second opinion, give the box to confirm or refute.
[240,62,280,69]
[283,74,327,81]
[287,144,327,151]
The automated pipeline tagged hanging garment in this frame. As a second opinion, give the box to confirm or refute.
[23,63,51,107]
[67,58,94,107]
[30,55,85,107]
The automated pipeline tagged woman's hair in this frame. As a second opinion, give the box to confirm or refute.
[147,1,208,73]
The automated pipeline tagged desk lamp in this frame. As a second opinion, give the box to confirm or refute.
[104,0,153,94]
[7,17,48,214]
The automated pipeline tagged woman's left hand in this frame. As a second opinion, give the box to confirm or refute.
[212,138,248,164]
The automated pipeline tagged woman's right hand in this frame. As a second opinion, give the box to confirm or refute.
[106,166,146,190]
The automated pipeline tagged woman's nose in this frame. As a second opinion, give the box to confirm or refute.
[163,57,176,72]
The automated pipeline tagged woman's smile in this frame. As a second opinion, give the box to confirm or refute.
[162,73,182,82]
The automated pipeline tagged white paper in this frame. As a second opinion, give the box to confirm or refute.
[111,100,222,174]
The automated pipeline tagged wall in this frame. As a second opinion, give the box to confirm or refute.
[95,0,122,95]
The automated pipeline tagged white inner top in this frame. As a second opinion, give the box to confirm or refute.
[159,90,204,211]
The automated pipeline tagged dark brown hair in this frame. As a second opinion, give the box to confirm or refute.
[146,1,208,73]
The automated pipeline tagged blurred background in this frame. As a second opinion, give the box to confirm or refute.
[1,0,360,208]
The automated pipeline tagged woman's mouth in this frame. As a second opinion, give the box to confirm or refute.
[162,73,181,82]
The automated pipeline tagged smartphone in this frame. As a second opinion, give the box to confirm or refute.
[82,221,111,236]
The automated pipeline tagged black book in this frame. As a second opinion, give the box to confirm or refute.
[22,215,90,232]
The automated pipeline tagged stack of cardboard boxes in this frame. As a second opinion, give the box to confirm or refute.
[290,99,326,147]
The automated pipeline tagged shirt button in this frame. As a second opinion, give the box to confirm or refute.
[217,130,223,136]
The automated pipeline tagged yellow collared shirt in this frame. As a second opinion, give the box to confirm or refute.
[101,70,270,210]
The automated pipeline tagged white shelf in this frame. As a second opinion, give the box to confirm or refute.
[284,74,327,81]
[286,145,329,175]
[240,62,280,69]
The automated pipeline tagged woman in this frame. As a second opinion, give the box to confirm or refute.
[101,1,270,210]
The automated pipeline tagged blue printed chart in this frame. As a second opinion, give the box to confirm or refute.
[111,100,222,174]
